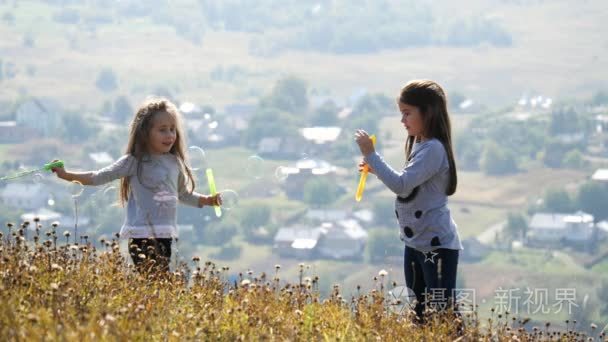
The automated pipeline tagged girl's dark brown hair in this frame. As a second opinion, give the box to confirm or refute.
[120,98,195,205]
[399,80,457,196]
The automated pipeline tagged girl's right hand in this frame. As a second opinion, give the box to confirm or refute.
[211,193,222,206]
[50,159,67,179]
[358,161,375,175]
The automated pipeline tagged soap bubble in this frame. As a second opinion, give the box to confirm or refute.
[246,155,264,180]
[219,189,239,210]
[70,180,84,199]
[188,146,207,171]
[102,185,119,208]
[32,173,43,184]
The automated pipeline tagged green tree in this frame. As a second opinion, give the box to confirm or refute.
[543,188,574,213]
[542,140,569,168]
[562,149,586,169]
[310,100,338,126]
[456,134,482,171]
[243,107,300,147]
[480,142,517,175]
[549,107,579,135]
[96,68,118,92]
[62,112,98,144]
[261,76,308,114]
[577,182,608,222]
[200,216,239,245]
[303,178,340,207]
[505,212,527,240]
[238,204,272,243]
[353,93,393,117]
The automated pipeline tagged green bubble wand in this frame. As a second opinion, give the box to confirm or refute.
[0,160,64,181]
[206,168,222,218]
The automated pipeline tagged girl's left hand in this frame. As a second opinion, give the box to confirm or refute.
[355,129,375,156]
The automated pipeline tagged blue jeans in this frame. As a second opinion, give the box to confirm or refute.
[404,245,459,323]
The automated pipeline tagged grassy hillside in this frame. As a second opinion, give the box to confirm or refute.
[0,0,607,110]
[1,233,605,340]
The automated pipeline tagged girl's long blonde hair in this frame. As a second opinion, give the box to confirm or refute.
[399,80,458,196]
[120,98,195,206]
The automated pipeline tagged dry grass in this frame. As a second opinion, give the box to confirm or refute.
[1,220,605,341]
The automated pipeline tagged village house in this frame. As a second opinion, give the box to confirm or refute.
[281,158,342,200]
[592,168,608,182]
[15,98,63,138]
[315,220,368,260]
[0,121,35,143]
[273,225,325,259]
[273,220,368,261]
[526,211,595,250]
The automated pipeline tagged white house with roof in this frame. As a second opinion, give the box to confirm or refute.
[1,183,49,210]
[281,158,343,200]
[527,211,595,246]
[273,225,325,259]
[15,98,63,138]
[256,137,301,158]
[596,221,608,239]
[299,127,342,145]
[273,220,369,260]
[316,220,368,260]
[592,169,608,182]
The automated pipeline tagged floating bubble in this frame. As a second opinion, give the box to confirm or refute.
[188,146,207,171]
[32,172,43,184]
[70,180,84,199]
[47,196,55,206]
[102,185,119,208]
[208,121,219,129]
[246,155,264,179]
[203,113,211,120]
[219,189,239,210]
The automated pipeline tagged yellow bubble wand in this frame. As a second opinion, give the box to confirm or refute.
[355,134,376,202]
[206,168,222,217]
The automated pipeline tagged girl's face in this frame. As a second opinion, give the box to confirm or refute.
[398,101,426,140]
[147,111,177,155]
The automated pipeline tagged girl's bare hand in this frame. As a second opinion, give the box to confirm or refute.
[50,159,67,179]
[211,193,222,206]
[354,129,375,156]
[358,161,375,175]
